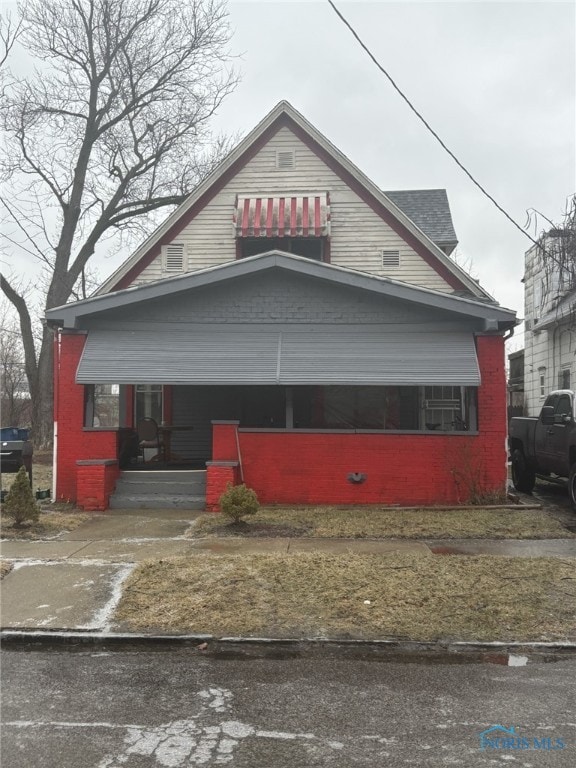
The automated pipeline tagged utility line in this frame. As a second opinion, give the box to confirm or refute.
[327,0,546,253]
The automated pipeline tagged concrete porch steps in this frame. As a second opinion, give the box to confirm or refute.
[109,469,206,510]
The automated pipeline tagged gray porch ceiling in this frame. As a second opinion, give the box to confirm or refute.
[76,325,481,386]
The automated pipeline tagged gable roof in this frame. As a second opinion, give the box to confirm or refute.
[96,101,490,299]
[47,250,516,331]
[384,189,458,252]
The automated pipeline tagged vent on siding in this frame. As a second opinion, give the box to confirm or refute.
[162,243,185,273]
[276,149,295,170]
[382,250,400,269]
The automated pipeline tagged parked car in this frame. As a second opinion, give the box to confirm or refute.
[509,390,576,511]
[0,427,33,482]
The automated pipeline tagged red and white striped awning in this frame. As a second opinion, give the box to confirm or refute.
[235,193,330,238]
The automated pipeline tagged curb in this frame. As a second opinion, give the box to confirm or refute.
[2,630,576,664]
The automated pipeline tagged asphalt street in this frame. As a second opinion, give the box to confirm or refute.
[2,650,575,767]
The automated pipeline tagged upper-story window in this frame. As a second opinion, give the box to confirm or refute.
[235,193,330,262]
[241,236,324,260]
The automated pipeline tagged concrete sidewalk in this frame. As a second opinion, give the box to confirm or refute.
[2,508,576,633]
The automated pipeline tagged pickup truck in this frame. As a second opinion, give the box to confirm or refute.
[509,390,576,511]
[0,427,33,482]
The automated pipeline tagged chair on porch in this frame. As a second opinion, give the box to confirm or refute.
[137,418,165,463]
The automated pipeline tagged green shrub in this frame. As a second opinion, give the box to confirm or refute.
[219,483,259,523]
[2,466,40,527]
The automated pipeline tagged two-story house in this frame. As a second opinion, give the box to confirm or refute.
[45,101,516,511]
[523,226,575,416]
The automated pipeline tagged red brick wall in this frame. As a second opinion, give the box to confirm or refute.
[55,332,118,504]
[212,335,507,506]
[76,461,119,511]
[206,462,239,511]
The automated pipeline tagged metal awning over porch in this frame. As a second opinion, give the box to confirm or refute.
[76,325,481,386]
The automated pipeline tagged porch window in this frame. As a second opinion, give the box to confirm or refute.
[240,386,286,427]
[423,386,469,431]
[135,384,163,424]
[291,386,476,431]
[84,384,120,427]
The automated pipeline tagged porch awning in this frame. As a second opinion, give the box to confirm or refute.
[234,194,330,238]
[76,325,481,386]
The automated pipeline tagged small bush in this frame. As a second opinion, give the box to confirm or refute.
[219,483,259,523]
[2,466,40,527]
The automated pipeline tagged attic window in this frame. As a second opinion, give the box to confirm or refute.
[276,149,295,170]
[162,243,185,273]
[382,250,400,269]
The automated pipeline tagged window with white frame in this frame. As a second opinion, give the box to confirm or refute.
[559,367,571,390]
[84,384,120,427]
[422,386,470,431]
[538,367,547,398]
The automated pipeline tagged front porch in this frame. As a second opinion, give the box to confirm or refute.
[53,334,508,510]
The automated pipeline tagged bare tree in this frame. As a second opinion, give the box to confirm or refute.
[0,11,23,71]
[0,301,30,426]
[526,194,576,325]
[0,0,238,446]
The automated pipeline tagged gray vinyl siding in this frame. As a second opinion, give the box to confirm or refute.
[76,325,480,386]
[134,127,452,292]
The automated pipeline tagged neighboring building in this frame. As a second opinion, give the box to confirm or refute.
[523,230,575,416]
[507,348,525,421]
[45,101,516,510]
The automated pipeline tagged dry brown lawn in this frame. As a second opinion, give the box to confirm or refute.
[0,507,89,539]
[0,560,13,578]
[1,453,89,538]
[0,451,52,493]
[114,552,576,641]
[192,506,574,540]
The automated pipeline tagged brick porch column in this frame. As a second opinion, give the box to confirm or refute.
[206,421,240,512]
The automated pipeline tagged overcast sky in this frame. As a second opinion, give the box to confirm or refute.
[4,1,575,352]
[203,0,574,350]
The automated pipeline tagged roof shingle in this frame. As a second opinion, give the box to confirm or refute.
[384,189,458,251]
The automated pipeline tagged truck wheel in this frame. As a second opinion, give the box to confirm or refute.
[511,449,535,493]
[569,466,576,513]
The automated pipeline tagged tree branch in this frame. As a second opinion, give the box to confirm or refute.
[0,273,38,388]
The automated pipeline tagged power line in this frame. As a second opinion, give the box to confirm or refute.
[327,0,545,253]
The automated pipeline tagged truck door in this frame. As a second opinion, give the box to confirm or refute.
[535,394,558,473]
[548,393,574,477]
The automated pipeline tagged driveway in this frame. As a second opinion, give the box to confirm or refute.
[520,479,576,531]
